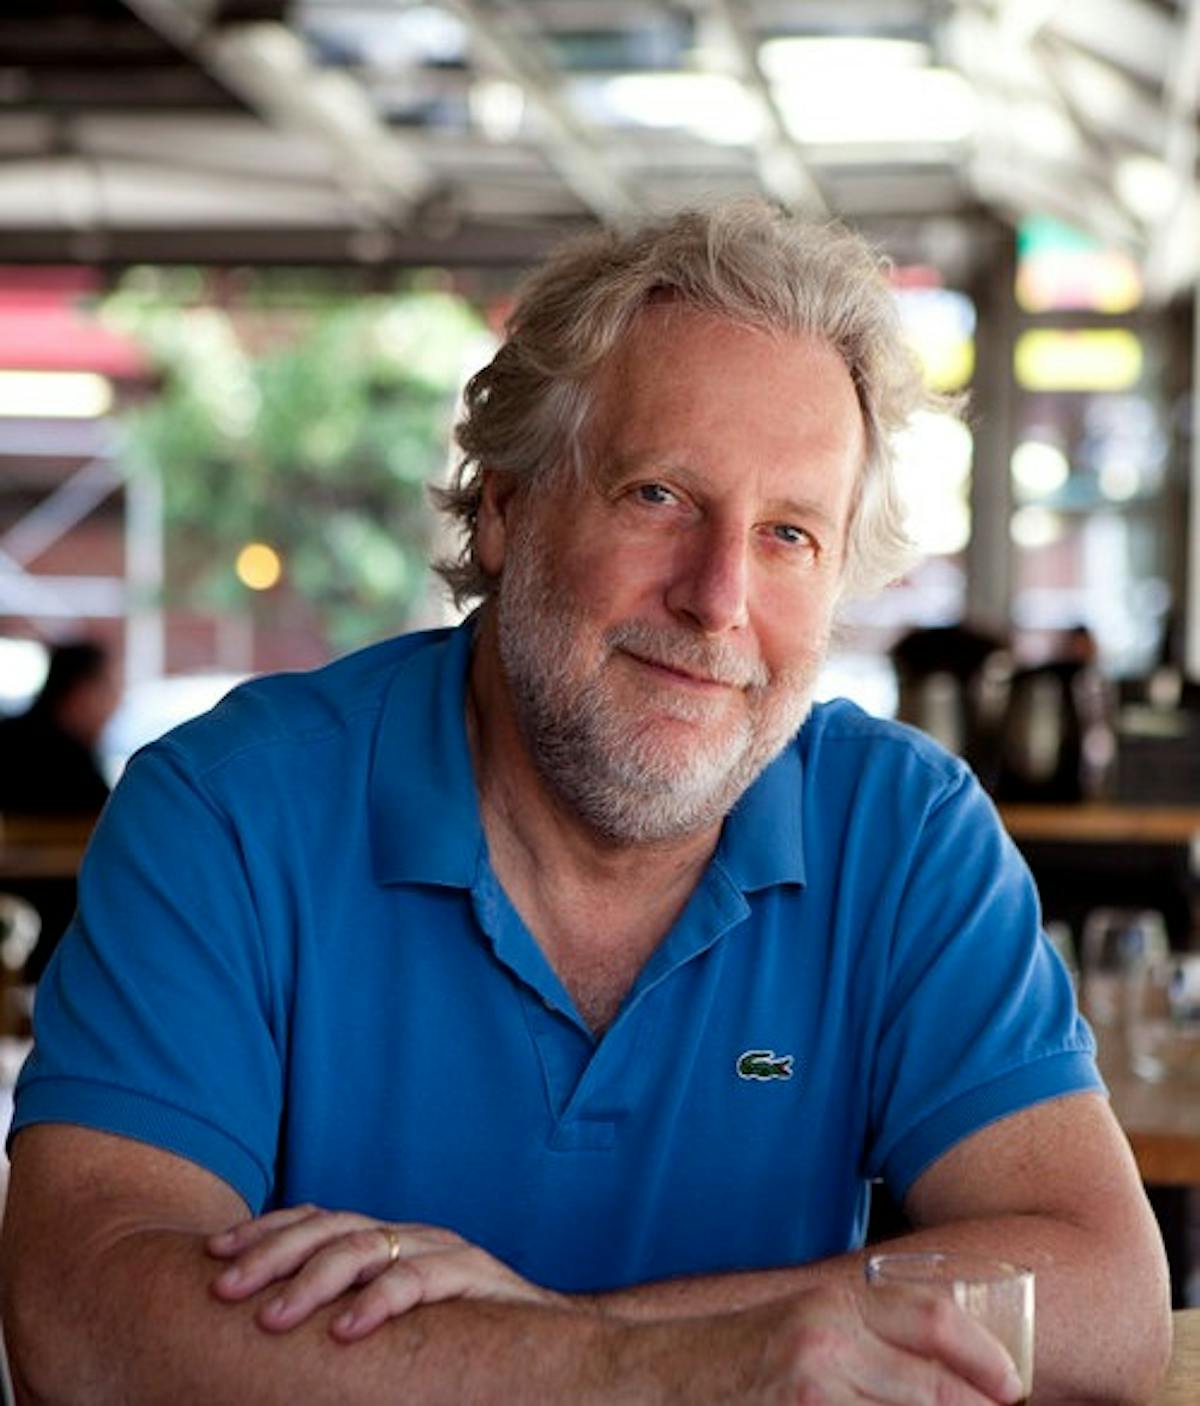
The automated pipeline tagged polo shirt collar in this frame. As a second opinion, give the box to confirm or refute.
[714,738,807,891]
[370,615,808,894]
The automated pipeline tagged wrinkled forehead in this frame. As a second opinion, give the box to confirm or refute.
[584,304,867,468]
[590,299,863,415]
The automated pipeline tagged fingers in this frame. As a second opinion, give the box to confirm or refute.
[756,1284,1025,1405]
[208,1209,462,1306]
[328,1239,558,1340]
[206,1208,547,1340]
[861,1286,1026,1403]
[207,1204,323,1261]
[330,1242,497,1340]
[209,1207,368,1300]
[254,1226,412,1331]
[842,1330,1019,1405]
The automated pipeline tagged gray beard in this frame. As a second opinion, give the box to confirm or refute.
[495,532,822,845]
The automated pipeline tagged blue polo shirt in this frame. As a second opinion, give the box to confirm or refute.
[11,620,1100,1292]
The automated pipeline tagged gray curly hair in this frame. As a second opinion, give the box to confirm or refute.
[434,200,938,606]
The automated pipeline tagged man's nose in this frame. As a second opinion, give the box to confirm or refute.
[665,524,751,634]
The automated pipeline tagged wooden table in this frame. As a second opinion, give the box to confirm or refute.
[998,803,1200,846]
[1153,1308,1200,1404]
[992,802,1200,1186]
[1098,1033,1200,1187]
[1094,1029,1200,1312]
[999,800,1200,977]
[0,815,93,882]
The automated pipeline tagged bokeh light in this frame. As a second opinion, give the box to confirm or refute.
[235,541,283,591]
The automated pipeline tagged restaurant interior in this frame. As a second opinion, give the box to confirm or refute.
[3,0,1200,1380]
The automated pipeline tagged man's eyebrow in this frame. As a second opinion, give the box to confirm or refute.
[770,497,840,535]
[598,451,680,478]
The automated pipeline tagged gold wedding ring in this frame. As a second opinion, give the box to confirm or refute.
[379,1225,402,1264]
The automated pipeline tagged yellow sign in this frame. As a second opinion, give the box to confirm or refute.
[1014,330,1143,392]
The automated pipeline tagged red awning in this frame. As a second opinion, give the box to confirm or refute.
[0,269,148,379]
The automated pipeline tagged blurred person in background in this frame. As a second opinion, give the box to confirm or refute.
[0,639,115,819]
[0,640,117,983]
[995,623,1114,805]
[0,204,1169,1405]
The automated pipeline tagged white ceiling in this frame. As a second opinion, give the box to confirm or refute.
[0,0,1197,297]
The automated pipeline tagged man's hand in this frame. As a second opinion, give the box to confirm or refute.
[742,1284,1027,1404]
[208,1205,565,1340]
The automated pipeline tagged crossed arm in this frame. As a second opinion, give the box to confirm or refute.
[0,1093,1170,1405]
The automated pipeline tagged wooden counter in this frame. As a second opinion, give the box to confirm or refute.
[1096,1029,1200,1187]
[998,803,1200,846]
[0,815,93,882]
[1154,1308,1200,1404]
[997,801,1200,952]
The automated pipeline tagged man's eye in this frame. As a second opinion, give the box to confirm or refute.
[635,483,677,506]
[773,524,814,548]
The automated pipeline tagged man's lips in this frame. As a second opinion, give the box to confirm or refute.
[622,650,740,692]
[605,621,770,690]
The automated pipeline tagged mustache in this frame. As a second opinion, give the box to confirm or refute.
[605,620,770,690]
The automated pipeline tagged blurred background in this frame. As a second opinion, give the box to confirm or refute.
[0,0,1196,772]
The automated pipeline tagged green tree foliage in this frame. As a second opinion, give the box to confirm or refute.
[104,272,488,653]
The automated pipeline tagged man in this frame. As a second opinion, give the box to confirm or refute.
[1,204,1169,1403]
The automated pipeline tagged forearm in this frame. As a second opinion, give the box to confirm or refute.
[5,1225,756,1406]
[600,1214,1073,1322]
[599,1211,1170,1404]
[0,1127,776,1406]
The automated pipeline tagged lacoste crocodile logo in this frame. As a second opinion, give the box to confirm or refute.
[736,1049,795,1081]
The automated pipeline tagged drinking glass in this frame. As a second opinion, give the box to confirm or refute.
[1126,952,1200,1082]
[865,1251,1034,1399]
[1079,908,1168,1029]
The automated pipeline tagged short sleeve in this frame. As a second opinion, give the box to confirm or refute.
[864,766,1102,1199]
[9,741,286,1211]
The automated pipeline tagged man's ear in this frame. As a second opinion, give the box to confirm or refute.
[475,470,522,576]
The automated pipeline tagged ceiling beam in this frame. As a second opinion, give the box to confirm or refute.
[970,151,1141,253]
[117,0,435,224]
[0,218,580,269]
[1045,0,1176,92]
[1029,30,1150,231]
[947,1,1145,251]
[1144,0,1200,299]
[701,0,828,215]
[439,0,643,227]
